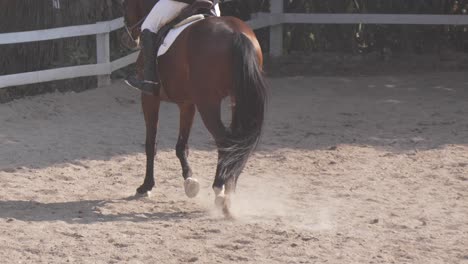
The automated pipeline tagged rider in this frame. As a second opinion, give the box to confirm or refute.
[126,0,221,95]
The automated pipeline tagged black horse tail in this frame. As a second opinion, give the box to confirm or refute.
[218,32,268,183]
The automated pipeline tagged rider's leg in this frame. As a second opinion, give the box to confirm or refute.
[141,0,189,34]
[126,0,189,95]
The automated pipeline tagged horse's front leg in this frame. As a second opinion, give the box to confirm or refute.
[136,94,161,197]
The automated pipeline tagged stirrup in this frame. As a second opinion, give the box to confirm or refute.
[124,76,159,95]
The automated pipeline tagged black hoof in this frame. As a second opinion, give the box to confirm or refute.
[136,185,153,195]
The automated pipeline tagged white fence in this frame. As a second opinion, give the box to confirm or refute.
[1,0,468,89]
[0,17,138,89]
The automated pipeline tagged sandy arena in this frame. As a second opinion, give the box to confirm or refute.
[0,73,467,263]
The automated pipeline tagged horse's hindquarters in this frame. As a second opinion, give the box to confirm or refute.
[158,17,262,103]
[154,17,267,218]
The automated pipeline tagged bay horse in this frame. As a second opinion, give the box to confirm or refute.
[121,0,268,218]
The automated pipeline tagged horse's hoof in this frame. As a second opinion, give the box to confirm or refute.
[215,195,234,220]
[135,190,151,198]
[184,177,200,198]
[214,195,225,209]
[223,208,235,220]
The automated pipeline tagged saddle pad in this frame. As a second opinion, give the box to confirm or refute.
[157,15,205,57]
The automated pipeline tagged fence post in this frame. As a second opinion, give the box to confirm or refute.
[269,0,284,57]
[96,32,111,87]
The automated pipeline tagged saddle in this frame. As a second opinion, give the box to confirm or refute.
[155,0,217,54]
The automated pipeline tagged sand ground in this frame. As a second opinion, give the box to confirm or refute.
[0,73,467,264]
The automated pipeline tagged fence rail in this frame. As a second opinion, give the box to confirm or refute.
[1,0,468,89]
[0,17,137,89]
[0,18,124,45]
[249,13,468,27]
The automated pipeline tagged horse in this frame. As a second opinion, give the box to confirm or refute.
[120,0,268,218]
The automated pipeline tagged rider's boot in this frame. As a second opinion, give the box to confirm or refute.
[125,29,162,96]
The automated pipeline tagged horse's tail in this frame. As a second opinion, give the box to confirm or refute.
[218,32,268,183]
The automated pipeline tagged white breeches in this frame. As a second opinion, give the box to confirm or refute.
[141,0,221,33]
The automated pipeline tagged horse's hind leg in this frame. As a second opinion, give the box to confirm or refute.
[197,102,234,217]
[176,103,199,198]
[136,95,161,197]
[222,177,237,219]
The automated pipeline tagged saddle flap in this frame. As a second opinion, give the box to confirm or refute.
[158,16,205,57]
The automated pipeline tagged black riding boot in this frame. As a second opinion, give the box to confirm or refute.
[125,29,162,95]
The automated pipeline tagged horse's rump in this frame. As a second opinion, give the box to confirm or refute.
[157,16,262,103]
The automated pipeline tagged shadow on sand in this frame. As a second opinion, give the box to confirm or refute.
[0,197,205,224]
